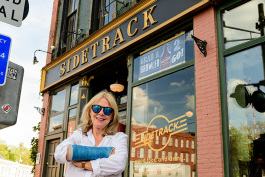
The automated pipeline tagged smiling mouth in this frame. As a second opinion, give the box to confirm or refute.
[96,117,105,121]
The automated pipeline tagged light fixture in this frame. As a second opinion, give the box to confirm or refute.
[110,71,124,92]
[230,80,265,113]
[33,49,52,65]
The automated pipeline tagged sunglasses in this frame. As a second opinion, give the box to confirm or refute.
[92,105,114,115]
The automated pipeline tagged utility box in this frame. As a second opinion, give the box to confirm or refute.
[0,61,24,129]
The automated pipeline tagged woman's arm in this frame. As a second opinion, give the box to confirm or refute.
[90,132,128,176]
[54,130,81,164]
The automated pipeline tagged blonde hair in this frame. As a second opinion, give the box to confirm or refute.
[79,90,119,135]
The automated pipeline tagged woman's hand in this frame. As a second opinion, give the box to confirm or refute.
[110,148,115,155]
[72,161,93,171]
[66,146,70,161]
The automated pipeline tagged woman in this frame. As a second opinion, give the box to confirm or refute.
[54,90,128,177]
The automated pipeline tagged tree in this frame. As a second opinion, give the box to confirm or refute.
[30,122,40,174]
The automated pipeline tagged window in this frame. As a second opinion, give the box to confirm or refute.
[186,140,189,148]
[191,154,194,163]
[181,139,184,148]
[219,1,265,176]
[58,0,79,56]
[175,138,178,147]
[140,148,144,158]
[99,0,130,28]
[162,137,167,145]
[48,89,66,132]
[155,151,158,159]
[169,138,173,146]
[155,136,159,145]
[131,147,135,157]
[168,152,172,159]
[174,152,178,161]
[186,153,189,163]
[148,149,152,159]
[132,131,136,142]
[66,83,79,138]
[180,153,183,162]
[191,140,194,149]
[130,28,196,177]
[162,151,166,159]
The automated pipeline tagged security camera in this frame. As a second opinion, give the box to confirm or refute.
[51,46,55,52]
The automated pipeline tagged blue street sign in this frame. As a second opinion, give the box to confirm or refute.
[0,34,12,86]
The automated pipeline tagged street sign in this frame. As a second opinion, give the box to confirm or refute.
[0,61,24,129]
[0,34,11,86]
[0,0,26,27]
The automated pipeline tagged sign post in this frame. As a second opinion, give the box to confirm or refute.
[0,34,11,86]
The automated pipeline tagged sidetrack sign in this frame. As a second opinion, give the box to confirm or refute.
[0,0,26,27]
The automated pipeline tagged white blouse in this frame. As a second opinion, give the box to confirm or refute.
[54,129,128,177]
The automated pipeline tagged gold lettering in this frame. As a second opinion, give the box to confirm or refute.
[72,55,80,70]
[142,5,158,30]
[164,126,169,134]
[66,59,71,73]
[159,128,164,136]
[169,123,173,132]
[59,62,66,77]
[113,28,125,47]
[91,41,99,59]
[102,36,111,54]
[81,48,88,64]
[127,17,138,37]
[174,122,179,130]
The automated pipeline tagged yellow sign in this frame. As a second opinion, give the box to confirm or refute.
[135,111,193,151]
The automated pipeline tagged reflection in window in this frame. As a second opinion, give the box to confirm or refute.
[180,153,184,162]
[162,151,166,159]
[70,84,79,106]
[162,137,167,145]
[226,45,265,176]
[51,89,66,114]
[49,114,63,132]
[191,154,194,163]
[155,136,159,145]
[131,147,135,158]
[174,152,178,161]
[67,108,77,137]
[140,148,144,158]
[181,140,184,148]
[130,66,196,177]
[222,0,264,49]
[186,153,189,163]
[169,138,173,146]
[168,152,173,159]
[148,149,152,159]
[155,151,158,159]
[175,138,178,147]
[132,131,136,142]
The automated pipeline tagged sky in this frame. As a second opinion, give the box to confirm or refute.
[0,0,53,148]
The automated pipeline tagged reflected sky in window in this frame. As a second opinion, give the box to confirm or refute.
[223,0,265,49]
[132,66,195,133]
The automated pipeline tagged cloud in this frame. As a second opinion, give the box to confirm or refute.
[185,94,195,111]
[170,80,185,87]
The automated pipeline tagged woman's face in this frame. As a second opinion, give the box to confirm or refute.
[90,97,114,132]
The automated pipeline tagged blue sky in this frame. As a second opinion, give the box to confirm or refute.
[0,0,53,148]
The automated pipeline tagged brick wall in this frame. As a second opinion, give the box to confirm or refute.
[193,7,224,177]
[34,0,59,176]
